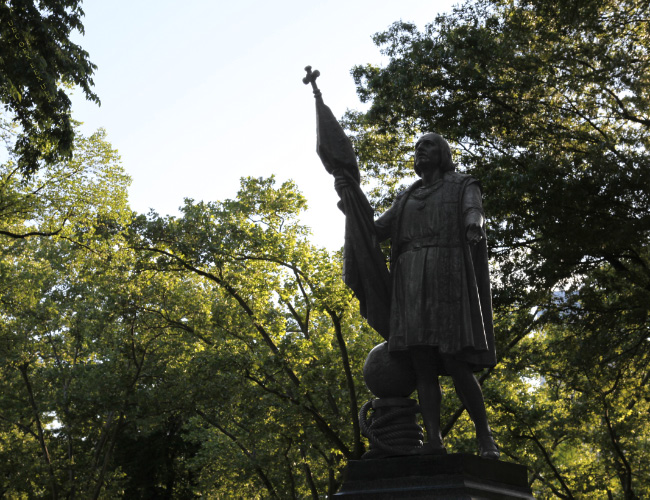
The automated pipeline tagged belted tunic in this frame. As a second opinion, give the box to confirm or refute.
[375,171,496,372]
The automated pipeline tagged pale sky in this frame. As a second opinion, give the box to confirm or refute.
[70,0,457,250]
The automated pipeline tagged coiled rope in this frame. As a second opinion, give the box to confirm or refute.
[359,400,424,458]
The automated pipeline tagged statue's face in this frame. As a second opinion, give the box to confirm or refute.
[415,136,441,173]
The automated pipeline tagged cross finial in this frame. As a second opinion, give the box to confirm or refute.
[303,65,321,98]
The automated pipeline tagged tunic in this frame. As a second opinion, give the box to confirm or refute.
[374,172,496,372]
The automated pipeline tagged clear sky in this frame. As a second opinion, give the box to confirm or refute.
[69,0,457,250]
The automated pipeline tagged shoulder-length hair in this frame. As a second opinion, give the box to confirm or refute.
[414,133,455,177]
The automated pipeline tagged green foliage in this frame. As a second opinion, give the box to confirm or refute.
[127,176,379,497]
[2,1,649,497]
[0,127,130,241]
[350,0,650,287]
[0,127,134,498]
[0,133,380,497]
[346,0,650,497]
[0,0,99,175]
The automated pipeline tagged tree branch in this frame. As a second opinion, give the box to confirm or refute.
[195,408,280,499]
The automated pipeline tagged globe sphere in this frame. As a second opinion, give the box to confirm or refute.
[363,342,416,398]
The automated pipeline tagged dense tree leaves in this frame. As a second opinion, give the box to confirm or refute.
[0,144,381,497]
[349,0,650,291]
[345,0,650,497]
[127,177,380,497]
[0,0,99,175]
[0,127,130,241]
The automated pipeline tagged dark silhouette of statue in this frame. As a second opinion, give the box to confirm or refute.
[304,67,499,460]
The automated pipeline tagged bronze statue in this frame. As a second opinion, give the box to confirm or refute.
[305,67,499,460]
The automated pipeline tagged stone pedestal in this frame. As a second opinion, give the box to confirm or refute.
[334,453,534,499]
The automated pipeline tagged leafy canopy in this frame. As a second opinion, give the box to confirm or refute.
[0,0,99,176]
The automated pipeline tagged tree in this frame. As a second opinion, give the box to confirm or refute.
[127,177,379,498]
[0,127,129,240]
[0,0,99,176]
[0,157,381,497]
[0,127,136,498]
[345,0,650,497]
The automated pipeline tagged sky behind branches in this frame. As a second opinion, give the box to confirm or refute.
[70,0,456,249]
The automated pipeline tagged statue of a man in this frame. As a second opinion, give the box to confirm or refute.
[303,66,498,459]
[336,133,499,459]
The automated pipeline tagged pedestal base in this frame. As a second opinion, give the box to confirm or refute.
[334,453,534,499]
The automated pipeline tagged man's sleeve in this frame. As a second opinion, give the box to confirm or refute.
[462,182,485,229]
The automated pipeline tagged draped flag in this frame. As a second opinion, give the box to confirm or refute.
[304,66,391,340]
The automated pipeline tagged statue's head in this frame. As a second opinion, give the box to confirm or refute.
[414,133,454,177]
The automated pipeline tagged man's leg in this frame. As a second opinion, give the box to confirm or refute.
[443,356,500,459]
[409,347,444,451]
